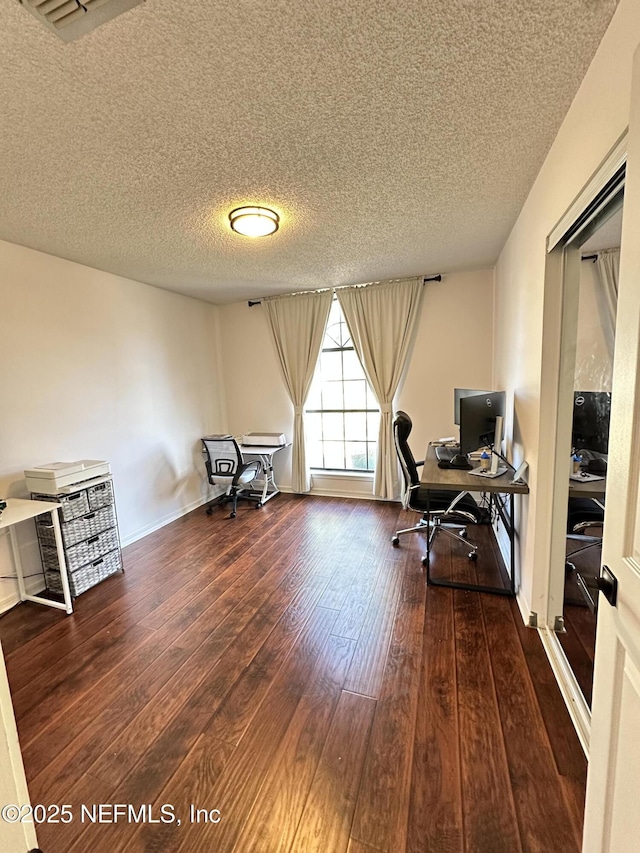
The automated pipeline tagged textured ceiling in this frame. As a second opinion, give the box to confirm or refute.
[0,0,618,304]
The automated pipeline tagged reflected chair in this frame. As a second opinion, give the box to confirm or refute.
[391,411,483,562]
[202,436,262,518]
[565,497,605,572]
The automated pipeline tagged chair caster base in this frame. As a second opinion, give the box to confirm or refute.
[421,555,429,567]
[391,536,400,547]
[469,551,478,561]
[229,511,237,519]
[255,502,262,509]
[205,506,213,515]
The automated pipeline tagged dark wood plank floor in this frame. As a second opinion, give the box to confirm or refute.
[0,495,587,853]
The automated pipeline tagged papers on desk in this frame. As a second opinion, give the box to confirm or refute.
[570,471,605,482]
[468,465,508,478]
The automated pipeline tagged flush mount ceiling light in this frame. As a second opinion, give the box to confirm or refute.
[229,206,279,237]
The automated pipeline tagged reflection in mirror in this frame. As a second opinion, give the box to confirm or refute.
[558,205,622,708]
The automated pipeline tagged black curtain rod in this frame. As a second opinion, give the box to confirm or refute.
[247,275,442,306]
[582,254,598,262]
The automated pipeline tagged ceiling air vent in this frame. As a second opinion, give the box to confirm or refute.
[19,0,144,43]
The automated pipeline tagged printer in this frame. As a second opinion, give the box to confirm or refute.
[25,460,111,495]
[241,432,286,447]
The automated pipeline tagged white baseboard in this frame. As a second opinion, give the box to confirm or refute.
[538,625,591,758]
[120,492,219,547]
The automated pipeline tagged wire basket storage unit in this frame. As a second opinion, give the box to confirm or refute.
[32,476,123,598]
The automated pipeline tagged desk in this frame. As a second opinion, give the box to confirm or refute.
[0,499,73,614]
[568,474,606,499]
[239,443,291,505]
[420,445,529,596]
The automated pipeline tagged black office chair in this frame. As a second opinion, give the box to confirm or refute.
[391,411,483,561]
[565,496,605,573]
[202,436,262,518]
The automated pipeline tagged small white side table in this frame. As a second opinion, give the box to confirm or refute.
[0,498,73,615]
[239,443,291,505]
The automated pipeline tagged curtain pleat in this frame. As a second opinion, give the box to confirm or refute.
[595,248,620,359]
[263,291,332,493]
[337,278,424,499]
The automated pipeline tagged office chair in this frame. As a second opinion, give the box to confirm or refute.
[565,497,605,573]
[391,411,483,562]
[202,436,262,518]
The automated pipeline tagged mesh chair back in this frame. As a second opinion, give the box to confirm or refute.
[393,411,420,489]
[202,436,243,484]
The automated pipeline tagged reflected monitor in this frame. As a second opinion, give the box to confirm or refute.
[571,391,611,455]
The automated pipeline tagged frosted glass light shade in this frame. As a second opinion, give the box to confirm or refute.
[229,206,279,237]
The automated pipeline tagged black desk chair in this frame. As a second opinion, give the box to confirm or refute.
[565,496,605,573]
[391,411,483,562]
[202,436,262,518]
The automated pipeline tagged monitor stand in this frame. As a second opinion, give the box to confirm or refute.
[468,416,508,478]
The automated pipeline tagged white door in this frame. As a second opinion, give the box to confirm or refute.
[0,641,38,852]
[582,43,640,853]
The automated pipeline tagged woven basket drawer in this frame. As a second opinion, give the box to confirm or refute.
[41,526,119,572]
[31,490,90,521]
[45,549,122,597]
[87,480,113,510]
[36,504,116,549]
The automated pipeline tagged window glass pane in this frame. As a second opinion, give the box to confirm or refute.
[323,441,345,469]
[342,349,362,381]
[367,411,380,440]
[321,380,344,410]
[367,442,378,470]
[345,412,366,441]
[346,442,368,469]
[322,412,344,441]
[307,439,324,469]
[306,380,321,410]
[344,379,367,409]
[319,350,342,381]
[305,412,322,444]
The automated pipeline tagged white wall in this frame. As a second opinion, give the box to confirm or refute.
[218,269,495,496]
[493,0,640,619]
[0,240,225,612]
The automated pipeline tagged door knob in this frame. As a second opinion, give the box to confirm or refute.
[598,565,618,607]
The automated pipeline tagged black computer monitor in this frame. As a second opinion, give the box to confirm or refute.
[454,388,492,425]
[459,391,506,456]
[571,391,611,454]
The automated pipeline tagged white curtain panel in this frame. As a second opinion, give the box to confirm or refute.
[595,248,620,358]
[337,277,424,499]
[263,290,332,493]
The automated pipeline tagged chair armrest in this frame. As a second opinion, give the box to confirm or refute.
[415,460,424,468]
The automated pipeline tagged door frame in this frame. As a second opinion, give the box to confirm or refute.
[533,132,628,755]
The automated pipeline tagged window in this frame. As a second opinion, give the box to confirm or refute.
[305,300,380,471]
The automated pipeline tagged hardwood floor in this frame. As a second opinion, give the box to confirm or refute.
[0,495,587,853]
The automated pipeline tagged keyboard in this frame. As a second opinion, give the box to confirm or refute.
[435,445,460,463]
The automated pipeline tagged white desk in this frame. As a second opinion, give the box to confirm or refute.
[0,499,73,614]
[239,443,291,505]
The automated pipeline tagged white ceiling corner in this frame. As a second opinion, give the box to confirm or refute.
[0,0,618,304]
